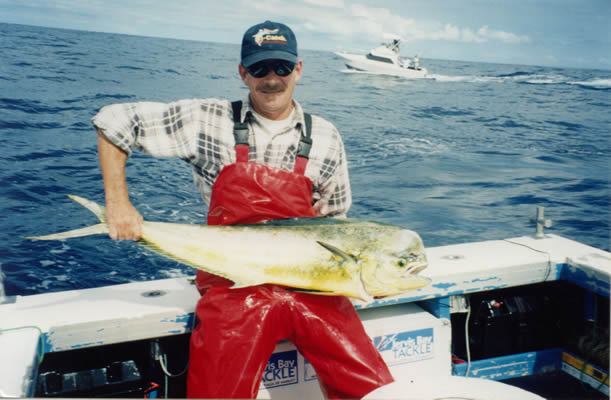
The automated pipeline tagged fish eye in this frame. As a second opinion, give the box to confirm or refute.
[397,259,408,268]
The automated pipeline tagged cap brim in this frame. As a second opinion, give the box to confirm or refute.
[242,50,298,68]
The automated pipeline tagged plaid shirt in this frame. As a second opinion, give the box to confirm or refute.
[92,97,352,217]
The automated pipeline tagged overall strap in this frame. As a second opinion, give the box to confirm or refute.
[294,113,312,175]
[231,101,249,162]
[231,100,313,173]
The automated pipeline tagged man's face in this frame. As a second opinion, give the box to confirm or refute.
[239,59,303,120]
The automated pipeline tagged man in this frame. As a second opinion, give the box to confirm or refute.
[93,20,393,398]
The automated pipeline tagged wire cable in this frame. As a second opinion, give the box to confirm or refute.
[464,297,472,377]
[158,353,189,378]
[503,239,553,281]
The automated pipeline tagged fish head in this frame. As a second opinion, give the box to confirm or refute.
[360,229,430,297]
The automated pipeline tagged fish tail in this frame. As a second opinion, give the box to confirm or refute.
[25,195,109,240]
[67,195,107,223]
[25,223,109,240]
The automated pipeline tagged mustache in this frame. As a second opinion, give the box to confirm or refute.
[256,83,286,93]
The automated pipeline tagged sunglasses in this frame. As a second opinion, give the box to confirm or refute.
[246,60,296,78]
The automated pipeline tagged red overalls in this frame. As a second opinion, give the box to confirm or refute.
[186,102,393,398]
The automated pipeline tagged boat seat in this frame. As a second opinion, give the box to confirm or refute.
[0,327,42,398]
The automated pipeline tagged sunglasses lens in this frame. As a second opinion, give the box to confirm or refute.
[247,63,270,78]
[274,62,295,76]
[248,63,270,78]
[247,61,295,78]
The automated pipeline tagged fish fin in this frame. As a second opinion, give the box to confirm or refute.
[290,288,339,296]
[229,280,265,289]
[67,195,107,222]
[316,241,357,265]
[291,288,372,302]
[279,281,372,302]
[25,223,109,240]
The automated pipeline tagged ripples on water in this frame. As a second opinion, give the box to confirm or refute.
[1,23,609,295]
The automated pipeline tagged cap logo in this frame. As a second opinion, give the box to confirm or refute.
[253,28,287,46]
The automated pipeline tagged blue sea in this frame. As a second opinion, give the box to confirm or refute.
[1,23,609,296]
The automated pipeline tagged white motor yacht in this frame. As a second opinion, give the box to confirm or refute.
[335,38,428,78]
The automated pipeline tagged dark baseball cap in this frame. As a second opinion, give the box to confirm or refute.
[241,21,298,68]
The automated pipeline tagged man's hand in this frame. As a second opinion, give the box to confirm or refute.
[106,200,143,241]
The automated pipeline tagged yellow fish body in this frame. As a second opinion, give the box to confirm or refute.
[28,195,430,301]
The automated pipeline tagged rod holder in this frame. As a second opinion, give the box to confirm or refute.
[531,206,552,238]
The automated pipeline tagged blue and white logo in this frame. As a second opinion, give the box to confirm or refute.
[261,350,299,389]
[373,328,434,365]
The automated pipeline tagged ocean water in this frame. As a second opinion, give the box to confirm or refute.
[1,23,609,296]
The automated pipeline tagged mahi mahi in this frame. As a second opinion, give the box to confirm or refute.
[27,195,430,301]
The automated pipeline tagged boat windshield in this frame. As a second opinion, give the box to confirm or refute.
[366,53,394,64]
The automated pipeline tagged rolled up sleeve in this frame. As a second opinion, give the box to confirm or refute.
[92,100,202,160]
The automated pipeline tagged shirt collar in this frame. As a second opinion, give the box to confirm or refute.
[242,96,306,131]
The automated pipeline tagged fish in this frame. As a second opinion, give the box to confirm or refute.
[27,195,430,301]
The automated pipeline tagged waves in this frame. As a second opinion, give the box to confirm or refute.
[1,97,85,114]
[1,22,610,295]
[337,67,611,90]
[0,94,136,132]
[431,71,611,89]
[567,78,611,90]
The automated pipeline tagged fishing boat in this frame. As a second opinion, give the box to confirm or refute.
[335,37,429,78]
[1,208,609,399]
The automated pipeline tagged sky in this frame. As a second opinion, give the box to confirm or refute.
[1,0,610,70]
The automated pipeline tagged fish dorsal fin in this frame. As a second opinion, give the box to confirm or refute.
[249,217,357,227]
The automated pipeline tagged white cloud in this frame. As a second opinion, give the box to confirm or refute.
[249,1,531,45]
[303,0,345,9]
[484,27,531,44]
[15,0,530,46]
[404,22,530,44]
[0,0,530,51]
